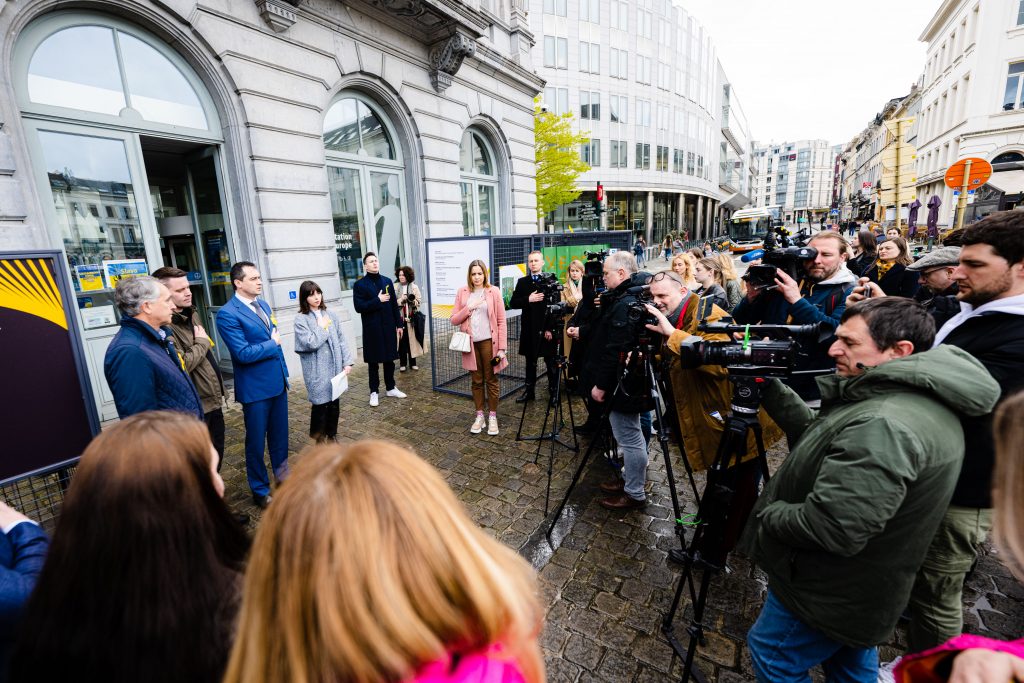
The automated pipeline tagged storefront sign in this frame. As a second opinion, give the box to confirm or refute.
[0,252,98,483]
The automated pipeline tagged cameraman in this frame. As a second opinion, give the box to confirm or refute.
[642,271,783,473]
[580,251,651,511]
[733,232,857,401]
[739,298,1000,683]
[509,251,556,404]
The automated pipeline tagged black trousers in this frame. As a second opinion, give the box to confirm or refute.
[367,361,396,393]
[398,333,415,368]
[524,353,556,394]
[309,399,340,441]
[204,408,226,471]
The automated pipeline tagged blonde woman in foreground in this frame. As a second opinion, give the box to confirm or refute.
[223,440,545,683]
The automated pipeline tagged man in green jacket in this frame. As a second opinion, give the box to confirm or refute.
[740,297,1000,683]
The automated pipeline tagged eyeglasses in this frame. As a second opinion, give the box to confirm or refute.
[651,271,684,286]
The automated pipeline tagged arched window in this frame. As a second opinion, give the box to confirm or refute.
[459,129,499,235]
[323,95,410,293]
[24,23,211,131]
[992,151,1024,165]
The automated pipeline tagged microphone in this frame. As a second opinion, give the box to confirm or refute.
[855,362,874,371]
[740,249,765,263]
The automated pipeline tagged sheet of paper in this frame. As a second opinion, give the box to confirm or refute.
[331,372,349,401]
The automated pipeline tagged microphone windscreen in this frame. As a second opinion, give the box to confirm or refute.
[740,249,765,263]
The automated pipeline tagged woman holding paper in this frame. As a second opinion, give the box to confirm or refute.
[294,280,355,443]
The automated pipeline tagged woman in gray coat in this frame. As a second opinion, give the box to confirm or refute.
[293,280,355,443]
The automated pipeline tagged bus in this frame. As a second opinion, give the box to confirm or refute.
[727,207,777,253]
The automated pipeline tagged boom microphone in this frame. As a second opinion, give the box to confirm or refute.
[740,249,765,263]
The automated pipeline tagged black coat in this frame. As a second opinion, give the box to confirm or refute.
[867,262,920,298]
[915,284,960,328]
[352,273,402,363]
[847,252,875,277]
[940,311,1024,508]
[509,274,555,358]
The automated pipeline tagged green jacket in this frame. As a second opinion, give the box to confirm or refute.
[168,309,224,414]
[739,345,1000,648]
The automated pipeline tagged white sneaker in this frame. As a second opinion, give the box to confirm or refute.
[487,415,499,436]
[369,392,379,407]
[386,388,407,398]
[399,365,407,372]
[470,414,485,434]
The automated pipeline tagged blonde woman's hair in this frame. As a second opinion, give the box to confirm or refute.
[696,257,725,287]
[565,259,585,283]
[223,441,544,683]
[671,253,692,282]
[466,259,491,289]
[993,391,1024,582]
[715,252,745,293]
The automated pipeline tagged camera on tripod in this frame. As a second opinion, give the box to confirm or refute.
[675,322,830,377]
[625,284,659,335]
[533,272,564,304]
[743,246,818,290]
[583,250,608,296]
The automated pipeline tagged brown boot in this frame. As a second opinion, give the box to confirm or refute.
[599,478,625,494]
[599,494,646,511]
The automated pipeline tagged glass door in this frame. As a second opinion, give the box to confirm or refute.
[25,122,160,420]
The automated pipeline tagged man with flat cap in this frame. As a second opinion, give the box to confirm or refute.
[907,247,961,327]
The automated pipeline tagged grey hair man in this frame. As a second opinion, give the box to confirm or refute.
[103,275,203,420]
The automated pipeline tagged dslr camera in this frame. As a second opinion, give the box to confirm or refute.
[676,321,831,377]
[743,246,818,290]
[533,272,564,304]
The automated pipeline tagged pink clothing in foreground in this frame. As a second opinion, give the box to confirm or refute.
[409,645,527,683]
[450,286,509,373]
[895,635,1024,683]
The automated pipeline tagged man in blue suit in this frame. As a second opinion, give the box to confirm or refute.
[216,261,290,509]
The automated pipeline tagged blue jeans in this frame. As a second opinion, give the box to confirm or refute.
[241,389,291,497]
[639,410,653,444]
[748,591,877,683]
[608,410,648,500]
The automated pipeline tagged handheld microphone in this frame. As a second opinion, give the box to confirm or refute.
[740,249,765,263]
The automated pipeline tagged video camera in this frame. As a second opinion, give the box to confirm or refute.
[675,321,831,378]
[533,272,564,305]
[743,246,818,290]
[583,250,608,297]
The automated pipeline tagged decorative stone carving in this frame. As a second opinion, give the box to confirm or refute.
[369,0,428,19]
[429,31,476,93]
[256,0,299,32]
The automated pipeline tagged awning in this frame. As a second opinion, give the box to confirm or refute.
[985,170,1024,195]
[719,191,749,211]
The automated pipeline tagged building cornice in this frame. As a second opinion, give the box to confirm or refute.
[920,0,960,43]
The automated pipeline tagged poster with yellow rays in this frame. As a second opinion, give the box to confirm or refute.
[0,252,98,483]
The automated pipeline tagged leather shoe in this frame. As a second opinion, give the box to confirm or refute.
[599,494,646,511]
[515,390,536,403]
[252,493,272,509]
[599,478,625,494]
[574,422,599,435]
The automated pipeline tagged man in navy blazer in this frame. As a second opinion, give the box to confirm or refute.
[216,261,290,508]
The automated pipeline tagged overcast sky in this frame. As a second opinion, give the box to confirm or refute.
[681,0,938,147]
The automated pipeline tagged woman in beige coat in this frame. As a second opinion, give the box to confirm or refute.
[395,265,424,371]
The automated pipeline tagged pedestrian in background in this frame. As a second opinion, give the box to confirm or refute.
[216,261,290,509]
[352,252,406,407]
[222,441,544,683]
[10,412,249,683]
[153,266,227,466]
[662,233,673,259]
[395,265,424,372]
[633,236,646,267]
[104,275,203,420]
[867,237,920,298]
[293,280,354,444]
[451,260,508,435]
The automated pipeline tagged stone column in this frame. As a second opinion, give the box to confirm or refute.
[676,193,685,238]
[695,195,704,242]
[646,191,654,244]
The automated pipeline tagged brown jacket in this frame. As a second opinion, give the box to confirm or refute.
[661,293,783,472]
[168,309,225,414]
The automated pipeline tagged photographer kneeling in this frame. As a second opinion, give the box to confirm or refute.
[733,232,857,401]
[580,251,652,511]
[738,298,1000,683]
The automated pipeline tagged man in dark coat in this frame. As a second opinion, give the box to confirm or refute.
[352,252,406,406]
[906,212,1024,651]
[907,246,961,328]
[509,250,556,404]
[103,275,203,420]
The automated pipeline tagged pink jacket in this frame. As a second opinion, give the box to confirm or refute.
[895,635,1024,683]
[409,645,527,683]
[450,286,509,373]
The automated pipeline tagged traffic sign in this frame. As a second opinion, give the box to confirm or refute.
[945,157,993,189]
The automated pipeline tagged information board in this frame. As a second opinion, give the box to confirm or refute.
[425,237,491,318]
[0,252,98,482]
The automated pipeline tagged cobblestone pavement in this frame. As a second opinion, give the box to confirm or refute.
[221,357,1023,682]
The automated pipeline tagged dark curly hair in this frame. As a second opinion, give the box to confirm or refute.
[395,265,415,284]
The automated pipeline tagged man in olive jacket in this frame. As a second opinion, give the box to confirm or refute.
[740,298,1000,682]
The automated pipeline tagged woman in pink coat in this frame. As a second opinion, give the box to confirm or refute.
[451,260,508,435]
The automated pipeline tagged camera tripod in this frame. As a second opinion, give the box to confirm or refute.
[515,327,579,515]
[546,337,688,544]
[661,369,773,683]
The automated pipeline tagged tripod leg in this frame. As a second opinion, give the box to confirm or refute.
[545,423,605,542]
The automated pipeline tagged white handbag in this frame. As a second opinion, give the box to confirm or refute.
[449,329,472,353]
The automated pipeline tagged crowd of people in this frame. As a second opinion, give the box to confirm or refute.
[0,212,1022,682]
